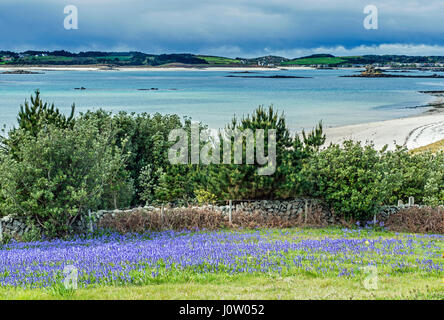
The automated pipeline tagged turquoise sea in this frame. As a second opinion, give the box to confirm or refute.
[1,68,443,130]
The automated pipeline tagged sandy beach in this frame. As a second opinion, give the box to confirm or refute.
[324,110,444,150]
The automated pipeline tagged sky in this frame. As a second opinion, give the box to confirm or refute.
[1,0,444,58]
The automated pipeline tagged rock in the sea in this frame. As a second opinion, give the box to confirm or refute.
[2,69,43,74]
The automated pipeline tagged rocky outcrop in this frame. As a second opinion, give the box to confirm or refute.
[342,66,444,78]
[1,69,43,74]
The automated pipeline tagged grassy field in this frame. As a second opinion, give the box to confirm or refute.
[197,55,242,64]
[0,227,443,300]
[2,273,442,300]
[19,55,75,63]
[282,57,347,65]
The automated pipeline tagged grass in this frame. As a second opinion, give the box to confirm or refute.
[197,56,242,65]
[282,57,347,66]
[1,227,443,300]
[411,139,444,154]
[93,55,133,61]
[1,273,442,300]
[20,56,75,62]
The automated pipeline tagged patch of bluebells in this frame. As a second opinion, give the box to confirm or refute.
[359,219,386,231]
[0,229,442,289]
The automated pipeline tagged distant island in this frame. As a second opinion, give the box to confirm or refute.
[1,69,43,74]
[1,51,444,69]
[341,65,444,78]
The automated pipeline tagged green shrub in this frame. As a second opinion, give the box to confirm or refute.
[302,141,389,219]
[79,110,183,205]
[422,152,444,206]
[379,147,437,204]
[195,189,218,205]
[302,142,444,219]
[0,116,131,237]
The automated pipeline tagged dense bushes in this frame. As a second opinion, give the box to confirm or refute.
[380,147,444,205]
[0,116,130,237]
[302,141,444,219]
[79,109,184,205]
[0,91,443,237]
[302,141,388,219]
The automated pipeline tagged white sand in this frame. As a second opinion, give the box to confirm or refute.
[324,112,444,150]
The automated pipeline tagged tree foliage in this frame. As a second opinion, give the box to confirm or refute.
[1,90,75,157]
[1,93,443,237]
[202,106,325,200]
[302,141,444,219]
[0,116,130,237]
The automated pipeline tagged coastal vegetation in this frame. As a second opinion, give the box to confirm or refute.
[282,55,347,66]
[197,55,242,65]
[2,50,444,67]
[0,91,443,238]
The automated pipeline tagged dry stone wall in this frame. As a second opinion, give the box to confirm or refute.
[0,199,434,240]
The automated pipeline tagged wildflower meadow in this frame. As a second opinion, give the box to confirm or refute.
[1,227,443,299]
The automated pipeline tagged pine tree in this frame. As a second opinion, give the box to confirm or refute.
[2,90,76,157]
[17,90,75,136]
[202,105,325,200]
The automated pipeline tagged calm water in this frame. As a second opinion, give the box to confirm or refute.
[1,68,443,130]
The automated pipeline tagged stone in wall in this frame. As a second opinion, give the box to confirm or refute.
[0,215,29,238]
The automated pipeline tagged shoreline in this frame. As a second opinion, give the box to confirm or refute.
[322,91,444,151]
[2,65,443,150]
[324,108,444,151]
[0,65,316,72]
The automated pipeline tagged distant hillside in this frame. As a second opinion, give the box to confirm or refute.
[197,55,242,65]
[1,50,444,67]
[146,54,208,66]
[242,55,290,66]
[282,55,347,66]
[282,54,444,66]
[0,51,210,66]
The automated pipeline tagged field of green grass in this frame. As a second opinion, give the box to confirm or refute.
[282,57,347,65]
[19,55,75,63]
[94,55,133,61]
[198,55,242,64]
[2,273,443,300]
[1,227,443,300]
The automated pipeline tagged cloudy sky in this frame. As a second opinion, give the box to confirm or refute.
[1,0,443,58]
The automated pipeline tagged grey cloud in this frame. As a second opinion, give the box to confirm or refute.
[0,0,443,56]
